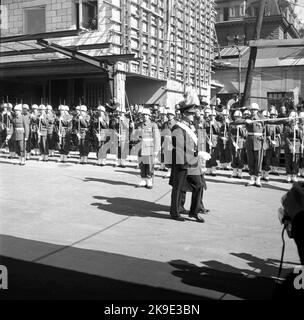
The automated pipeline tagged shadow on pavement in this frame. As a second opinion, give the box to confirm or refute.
[0,235,207,300]
[0,235,299,300]
[91,195,171,220]
[169,255,296,300]
[84,177,136,187]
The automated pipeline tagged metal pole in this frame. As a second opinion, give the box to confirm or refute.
[241,0,267,107]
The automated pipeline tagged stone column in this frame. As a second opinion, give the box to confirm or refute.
[113,69,126,112]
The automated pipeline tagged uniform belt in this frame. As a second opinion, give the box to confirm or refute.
[247,132,263,136]
[15,128,24,131]
[143,138,154,142]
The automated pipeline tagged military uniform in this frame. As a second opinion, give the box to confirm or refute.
[205,117,220,175]
[93,106,110,166]
[77,107,91,163]
[38,109,50,159]
[169,118,207,221]
[229,120,246,177]
[136,109,160,189]
[10,105,30,165]
[218,116,232,169]
[46,106,56,156]
[56,107,73,161]
[284,120,302,182]
[160,117,176,170]
[264,123,283,177]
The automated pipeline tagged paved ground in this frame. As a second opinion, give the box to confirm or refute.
[0,153,302,300]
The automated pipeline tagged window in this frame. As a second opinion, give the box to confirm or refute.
[75,0,98,31]
[223,7,229,21]
[24,6,46,34]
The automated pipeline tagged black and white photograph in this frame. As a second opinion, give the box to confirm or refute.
[1,0,304,307]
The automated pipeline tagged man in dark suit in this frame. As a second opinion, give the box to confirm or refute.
[169,94,211,223]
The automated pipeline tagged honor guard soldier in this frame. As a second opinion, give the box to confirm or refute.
[94,105,110,166]
[57,105,73,163]
[3,103,15,158]
[160,109,176,178]
[116,107,130,168]
[261,110,271,181]
[205,108,220,176]
[239,103,265,187]
[267,108,283,177]
[284,111,302,183]
[77,105,91,164]
[22,104,31,160]
[37,104,49,161]
[229,110,246,179]
[1,103,13,155]
[218,109,232,170]
[299,111,304,178]
[136,108,160,189]
[8,104,29,165]
[242,109,251,172]
[30,104,40,156]
[169,98,211,222]
[46,105,56,157]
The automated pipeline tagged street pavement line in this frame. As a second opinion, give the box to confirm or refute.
[154,190,171,204]
[32,216,131,263]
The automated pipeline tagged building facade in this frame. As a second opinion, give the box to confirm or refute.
[0,0,216,109]
[212,0,303,107]
[215,0,301,47]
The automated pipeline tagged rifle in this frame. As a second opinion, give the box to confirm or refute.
[235,125,239,157]
[293,119,297,162]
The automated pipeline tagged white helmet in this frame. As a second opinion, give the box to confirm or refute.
[31,104,39,110]
[80,105,87,112]
[14,104,22,111]
[234,110,242,117]
[22,104,29,110]
[97,105,105,112]
[250,102,260,110]
[222,109,229,116]
[46,105,53,110]
[289,111,298,118]
[142,108,151,116]
[262,110,270,117]
[299,111,304,119]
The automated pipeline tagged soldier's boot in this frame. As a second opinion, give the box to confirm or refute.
[26,154,31,160]
[243,164,249,172]
[136,179,147,188]
[264,171,270,182]
[301,169,304,178]
[246,175,255,187]
[39,155,43,161]
[237,169,243,179]
[101,159,106,166]
[83,156,88,164]
[18,156,22,165]
[96,158,102,166]
[119,159,126,168]
[58,155,63,162]
[114,159,119,167]
[286,174,292,183]
[44,155,49,162]
[292,175,299,183]
[231,168,238,178]
[206,168,212,175]
[79,156,84,164]
[146,178,153,189]
[255,176,262,188]
[63,155,68,163]
[8,152,14,159]
[21,157,26,166]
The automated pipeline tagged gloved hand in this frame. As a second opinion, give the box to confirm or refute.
[198,151,211,161]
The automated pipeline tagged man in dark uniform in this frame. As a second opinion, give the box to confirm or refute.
[169,96,211,222]
[37,104,50,161]
[218,109,232,170]
[8,104,29,165]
